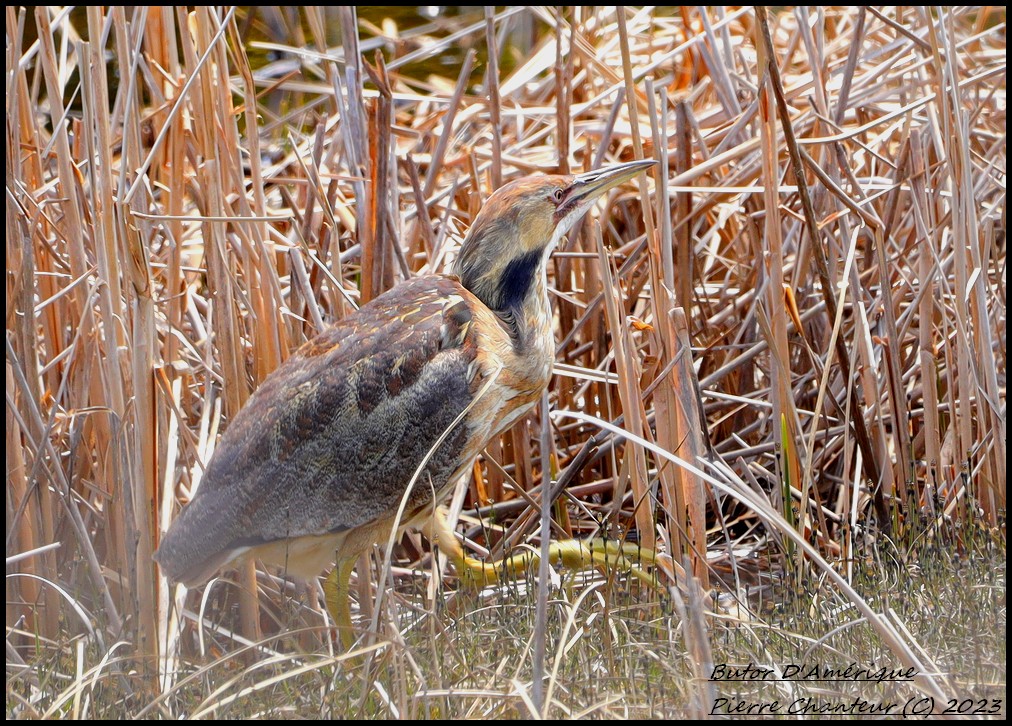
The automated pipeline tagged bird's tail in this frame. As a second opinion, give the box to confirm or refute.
[154,488,248,587]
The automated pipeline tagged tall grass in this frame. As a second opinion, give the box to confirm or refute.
[6,5,1005,717]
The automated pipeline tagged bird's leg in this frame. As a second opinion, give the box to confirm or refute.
[430,507,661,591]
[323,557,357,650]
[428,507,502,587]
[544,538,661,590]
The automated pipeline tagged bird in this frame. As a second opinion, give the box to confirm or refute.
[154,158,657,645]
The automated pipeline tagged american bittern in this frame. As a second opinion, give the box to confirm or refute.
[154,159,657,645]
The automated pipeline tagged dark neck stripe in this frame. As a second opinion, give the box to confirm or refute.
[497,248,543,312]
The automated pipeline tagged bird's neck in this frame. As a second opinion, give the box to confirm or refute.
[456,238,555,353]
[496,259,553,354]
[489,247,551,348]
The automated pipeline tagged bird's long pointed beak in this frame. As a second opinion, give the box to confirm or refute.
[557,159,656,222]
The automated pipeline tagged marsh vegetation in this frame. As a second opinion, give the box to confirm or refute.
[6,5,1005,718]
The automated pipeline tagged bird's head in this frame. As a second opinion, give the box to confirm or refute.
[454,159,655,315]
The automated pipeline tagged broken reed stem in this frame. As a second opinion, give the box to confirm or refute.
[485,6,503,189]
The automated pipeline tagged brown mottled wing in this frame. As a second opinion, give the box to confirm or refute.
[155,275,478,584]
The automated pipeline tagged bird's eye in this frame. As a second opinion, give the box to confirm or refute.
[552,188,564,203]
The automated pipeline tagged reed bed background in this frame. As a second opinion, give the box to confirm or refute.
[6,6,1005,718]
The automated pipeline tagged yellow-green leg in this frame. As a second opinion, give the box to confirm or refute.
[429,507,661,591]
[428,507,502,586]
[324,557,357,650]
